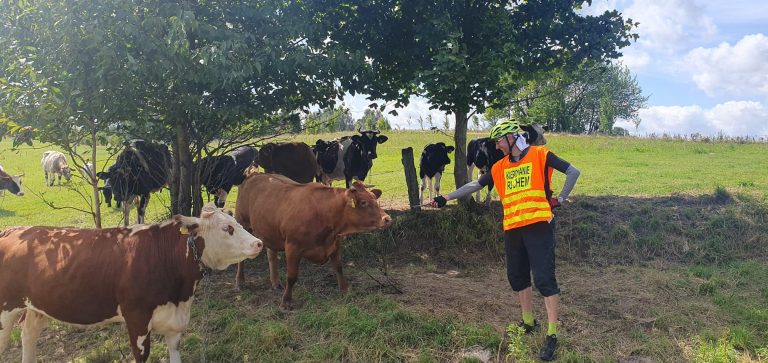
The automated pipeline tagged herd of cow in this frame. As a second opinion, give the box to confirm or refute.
[0,126,547,362]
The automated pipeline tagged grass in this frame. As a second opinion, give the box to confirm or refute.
[3,132,768,227]
[2,132,768,362]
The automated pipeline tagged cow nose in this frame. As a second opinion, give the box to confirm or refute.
[256,240,263,250]
[17,191,24,196]
[381,215,392,227]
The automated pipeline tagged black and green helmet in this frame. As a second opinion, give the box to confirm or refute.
[489,119,522,141]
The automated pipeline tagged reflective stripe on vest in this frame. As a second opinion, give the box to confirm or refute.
[491,146,552,230]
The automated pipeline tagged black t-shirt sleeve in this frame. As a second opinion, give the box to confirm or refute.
[478,172,493,187]
[546,152,571,173]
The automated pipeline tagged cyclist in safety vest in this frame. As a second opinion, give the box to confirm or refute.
[429,119,580,361]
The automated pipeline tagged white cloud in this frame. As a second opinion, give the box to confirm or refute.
[342,94,454,130]
[618,101,768,137]
[684,33,768,98]
[618,47,651,70]
[624,0,717,52]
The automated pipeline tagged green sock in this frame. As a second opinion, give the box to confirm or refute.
[522,311,534,326]
[547,322,557,336]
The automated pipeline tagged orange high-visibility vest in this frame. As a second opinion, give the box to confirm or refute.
[491,146,552,230]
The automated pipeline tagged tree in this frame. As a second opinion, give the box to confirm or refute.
[356,108,391,131]
[507,62,647,133]
[304,107,355,134]
[2,0,357,219]
[305,1,637,203]
[1,0,145,227]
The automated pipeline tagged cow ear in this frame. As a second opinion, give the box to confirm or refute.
[200,202,220,218]
[376,135,388,144]
[447,146,455,153]
[371,189,382,199]
[173,215,200,235]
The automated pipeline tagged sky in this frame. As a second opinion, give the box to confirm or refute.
[341,0,768,137]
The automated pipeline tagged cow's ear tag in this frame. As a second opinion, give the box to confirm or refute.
[180,225,189,235]
[347,198,356,208]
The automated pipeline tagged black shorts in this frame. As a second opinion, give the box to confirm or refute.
[504,221,560,297]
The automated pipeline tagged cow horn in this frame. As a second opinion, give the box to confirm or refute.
[17,172,24,177]
[357,125,362,133]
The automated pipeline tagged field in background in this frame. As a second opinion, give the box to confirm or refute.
[2,131,767,228]
[2,132,768,362]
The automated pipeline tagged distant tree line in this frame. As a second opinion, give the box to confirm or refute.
[303,108,391,134]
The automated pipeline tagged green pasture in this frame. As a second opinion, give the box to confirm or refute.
[2,132,767,228]
[2,132,768,362]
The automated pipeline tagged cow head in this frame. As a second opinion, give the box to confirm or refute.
[352,129,388,160]
[424,142,454,167]
[521,124,548,146]
[342,181,392,232]
[0,172,24,196]
[61,165,72,181]
[173,202,263,270]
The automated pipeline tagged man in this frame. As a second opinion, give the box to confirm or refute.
[430,119,580,361]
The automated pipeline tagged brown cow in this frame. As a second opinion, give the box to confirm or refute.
[256,142,317,183]
[235,173,392,310]
[0,203,263,363]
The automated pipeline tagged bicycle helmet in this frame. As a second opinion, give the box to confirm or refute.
[489,119,522,141]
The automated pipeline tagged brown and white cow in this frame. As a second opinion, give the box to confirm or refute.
[0,203,263,363]
[234,173,392,310]
[40,151,72,186]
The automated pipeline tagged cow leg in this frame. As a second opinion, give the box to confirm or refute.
[57,173,61,186]
[20,310,48,363]
[124,311,152,363]
[434,172,442,196]
[235,261,245,289]
[485,182,493,206]
[329,245,349,293]
[428,176,434,200]
[267,248,283,290]
[419,176,427,204]
[0,308,24,353]
[43,171,48,186]
[281,247,301,310]
[164,332,182,363]
[137,194,149,224]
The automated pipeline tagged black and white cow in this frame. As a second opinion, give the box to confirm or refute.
[197,146,257,208]
[314,129,388,188]
[467,137,504,205]
[0,164,23,196]
[466,124,548,204]
[97,140,172,226]
[418,142,454,204]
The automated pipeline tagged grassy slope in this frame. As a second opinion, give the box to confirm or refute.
[2,133,768,362]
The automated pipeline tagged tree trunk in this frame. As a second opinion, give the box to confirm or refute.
[170,136,181,215]
[175,123,193,216]
[91,123,101,228]
[453,110,470,205]
[192,146,203,216]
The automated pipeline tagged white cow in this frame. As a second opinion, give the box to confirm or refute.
[41,151,72,186]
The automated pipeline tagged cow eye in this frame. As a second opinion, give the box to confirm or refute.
[223,225,234,235]
[359,200,368,207]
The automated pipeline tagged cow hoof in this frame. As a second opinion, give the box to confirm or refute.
[271,283,284,291]
[279,301,293,312]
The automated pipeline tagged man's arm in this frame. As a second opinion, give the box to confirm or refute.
[547,152,580,201]
[432,173,493,207]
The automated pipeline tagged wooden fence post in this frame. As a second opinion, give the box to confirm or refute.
[401,147,421,211]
